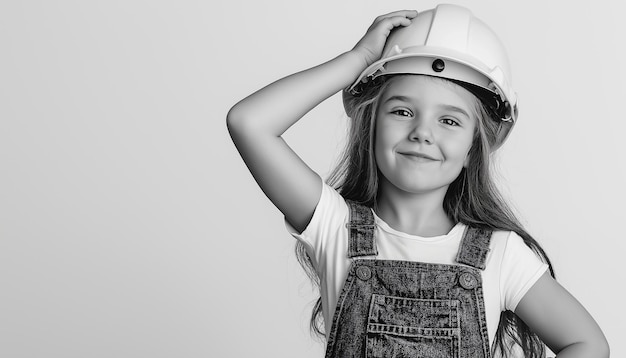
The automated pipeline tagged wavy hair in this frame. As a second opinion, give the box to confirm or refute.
[295,75,554,358]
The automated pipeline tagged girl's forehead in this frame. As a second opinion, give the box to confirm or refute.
[382,75,477,109]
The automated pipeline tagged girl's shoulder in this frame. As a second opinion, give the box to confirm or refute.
[488,229,517,248]
[487,229,546,267]
[488,229,537,257]
[487,229,549,310]
[284,181,350,243]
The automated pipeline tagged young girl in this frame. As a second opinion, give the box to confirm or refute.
[227,4,608,358]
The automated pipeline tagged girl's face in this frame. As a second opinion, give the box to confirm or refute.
[374,75,477,197]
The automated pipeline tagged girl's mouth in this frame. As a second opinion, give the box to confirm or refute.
[398,151,439,162]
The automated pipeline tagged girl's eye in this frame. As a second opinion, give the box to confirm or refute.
[391,109,413,117]
[440,118,460,126]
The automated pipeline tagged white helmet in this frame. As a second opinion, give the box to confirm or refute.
[345,4,518,149]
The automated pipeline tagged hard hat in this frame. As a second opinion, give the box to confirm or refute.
[344,4,518,149]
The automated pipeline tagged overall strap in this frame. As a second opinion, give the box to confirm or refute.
[345,200,378,258]
[456,227,493,270]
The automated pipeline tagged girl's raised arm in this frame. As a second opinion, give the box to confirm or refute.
[515,272,610,357]
[227,11,417,233]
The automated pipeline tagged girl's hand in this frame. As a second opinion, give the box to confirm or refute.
[229,12,419,233]
[351,10,418,67]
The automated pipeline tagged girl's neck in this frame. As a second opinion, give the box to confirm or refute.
[375,184,454,237]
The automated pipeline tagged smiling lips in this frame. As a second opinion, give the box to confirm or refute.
[398,151,440,162]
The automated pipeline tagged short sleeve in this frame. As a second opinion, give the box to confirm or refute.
[284,181,349,271]
[500,232,549,311]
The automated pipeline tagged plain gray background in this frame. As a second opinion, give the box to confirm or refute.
[1,0,623,357]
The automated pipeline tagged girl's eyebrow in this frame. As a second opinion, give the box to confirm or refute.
[440,104,470,119]
[383,95,470,118]
[383,95,411,104]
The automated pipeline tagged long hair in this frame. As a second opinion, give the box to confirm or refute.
[295,75,554,357]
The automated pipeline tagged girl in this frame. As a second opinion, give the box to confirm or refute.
[227,4,608,358]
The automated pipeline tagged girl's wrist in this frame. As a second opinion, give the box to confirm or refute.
[335,50,370,90]
[341,50,370,77]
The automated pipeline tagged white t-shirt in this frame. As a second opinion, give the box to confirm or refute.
[286,182,548,347]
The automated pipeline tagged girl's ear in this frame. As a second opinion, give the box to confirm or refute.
[463,153,470,168]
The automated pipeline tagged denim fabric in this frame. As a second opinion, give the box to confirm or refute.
[346,200,378,258]
[325,201,492,358]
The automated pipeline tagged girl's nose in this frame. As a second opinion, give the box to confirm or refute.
[409,120,433,143]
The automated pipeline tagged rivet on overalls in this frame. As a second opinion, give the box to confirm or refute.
[356,266,372,281]
[459,272,478,289]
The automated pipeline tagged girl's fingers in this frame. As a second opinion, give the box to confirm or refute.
[352,10,417,66]
[371,15,413,33]
[385,16,413,27]
[373,10,417,24]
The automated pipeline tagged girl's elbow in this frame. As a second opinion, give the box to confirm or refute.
[586,339,610,358]
[597,335,610,358]
[561,334,610,357]
[226,102,270,138]
[226,103,246,134]
[590,321,610,357]
[226,105,255,141]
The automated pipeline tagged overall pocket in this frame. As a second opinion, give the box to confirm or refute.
[366,294,460,358]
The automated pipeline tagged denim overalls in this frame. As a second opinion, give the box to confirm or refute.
[325,201,492,358]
